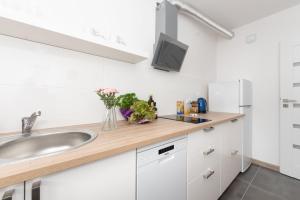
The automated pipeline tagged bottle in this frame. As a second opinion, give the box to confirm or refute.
[148,95,158,119]
[184,100,191,115]
[176,101,184,115]
[190,101,199,114]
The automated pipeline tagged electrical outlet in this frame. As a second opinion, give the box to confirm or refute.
[245,34,257,44]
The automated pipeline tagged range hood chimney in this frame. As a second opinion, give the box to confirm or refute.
[152,0,234,72]
[152,0,188,72]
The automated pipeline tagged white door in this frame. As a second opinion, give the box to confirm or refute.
[280,42,300,179]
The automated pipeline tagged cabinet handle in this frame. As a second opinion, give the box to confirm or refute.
[231,119,238,123]
[203,127,214,132]
[203,169,215,179]
[231,150,239,156]
[293,124,300,129]
[203,148,215,156]
[32,181,41,200]
[282,99,298,103]
[293,144,300,150]
[2,189,15,200]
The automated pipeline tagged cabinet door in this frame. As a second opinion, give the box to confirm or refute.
[187,126,221,200]
[221,119,242,193]
[0,184,24,200]
[25,151,136,200]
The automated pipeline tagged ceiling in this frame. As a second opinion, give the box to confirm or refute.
[180,0,300,29]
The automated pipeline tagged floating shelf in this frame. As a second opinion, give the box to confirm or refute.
[0,16,148,64]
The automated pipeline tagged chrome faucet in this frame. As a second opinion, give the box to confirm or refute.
[22,111,41,135]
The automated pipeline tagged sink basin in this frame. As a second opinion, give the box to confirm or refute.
[0,131,97,160]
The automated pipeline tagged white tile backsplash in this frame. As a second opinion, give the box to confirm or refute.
[0,0,218,133]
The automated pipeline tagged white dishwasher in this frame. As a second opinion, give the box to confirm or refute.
[137,136,187,200]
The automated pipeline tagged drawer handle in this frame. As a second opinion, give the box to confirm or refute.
[203,148,215,156]
[2,189,15,200]
[203,127,214,132]
[231,119,238,123]
[32,181,41,200]
[293,144,300,150]
[203,169,215,179]
[293,124,300,129]
[231,150,239,156]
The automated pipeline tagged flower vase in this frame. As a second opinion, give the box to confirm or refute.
[102,107,117,131]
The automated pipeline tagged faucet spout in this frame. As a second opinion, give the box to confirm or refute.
[22,111,42,135]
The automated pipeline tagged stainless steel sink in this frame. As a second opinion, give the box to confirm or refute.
[0,131,97,161]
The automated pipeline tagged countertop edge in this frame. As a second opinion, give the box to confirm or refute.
[0,113,244,188]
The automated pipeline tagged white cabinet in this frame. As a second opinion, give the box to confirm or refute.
[187,118,243,200]
[220,119,242,194]
[187,126,221,200]
[25,151,136,200]
[0,184,24,200]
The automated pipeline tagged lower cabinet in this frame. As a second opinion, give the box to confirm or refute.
[220,119,242,194]
[0,118,243,200]
[25,150,136,200]
[188,118,243,200]
[0,184,24,200]
[187,126,221,200]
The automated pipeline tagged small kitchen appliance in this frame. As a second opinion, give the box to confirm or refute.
[198,98,208,113]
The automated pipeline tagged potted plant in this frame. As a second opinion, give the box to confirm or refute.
[116,93,139,120]
[129,100,156,124]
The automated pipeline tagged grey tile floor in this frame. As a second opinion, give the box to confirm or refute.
[219,165,300,200]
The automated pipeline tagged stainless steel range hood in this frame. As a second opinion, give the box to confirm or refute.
[152,0,234,72]
[152,0,188,72]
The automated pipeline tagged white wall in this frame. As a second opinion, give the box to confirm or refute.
[0,0,218,132]
[216,4,300,165]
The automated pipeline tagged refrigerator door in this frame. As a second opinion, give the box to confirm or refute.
[240,106,252,172]
[239,79,252,106]
[209,81,240,113]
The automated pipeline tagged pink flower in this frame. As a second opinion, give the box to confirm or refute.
[104,88,118,94]
[96,88,118,95]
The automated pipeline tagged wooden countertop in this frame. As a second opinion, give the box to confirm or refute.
[0,112,243,188]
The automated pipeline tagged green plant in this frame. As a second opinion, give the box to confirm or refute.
[129,100,156,123]
[116,93,139,109]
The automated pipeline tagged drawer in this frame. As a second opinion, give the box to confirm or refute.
[188,161,220,200]
[188,126,221,182]
[188,144,220,182]
[188,126,220,155]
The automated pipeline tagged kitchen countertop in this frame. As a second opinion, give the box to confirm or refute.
[0,112,243,188]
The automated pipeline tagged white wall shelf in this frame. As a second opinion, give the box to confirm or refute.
[0,16,148,64]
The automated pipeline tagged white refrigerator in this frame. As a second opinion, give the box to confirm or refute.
[208,79,252,172]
